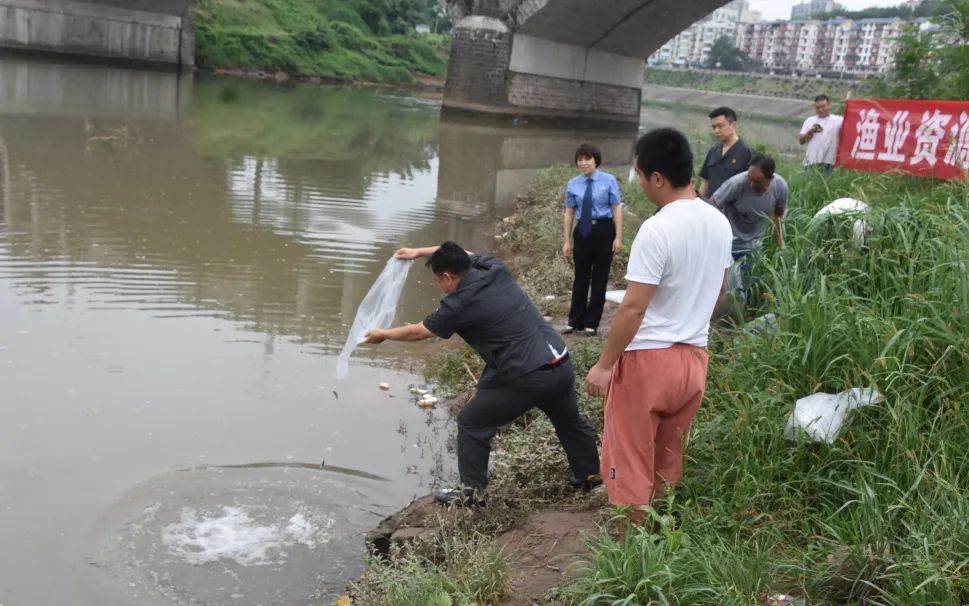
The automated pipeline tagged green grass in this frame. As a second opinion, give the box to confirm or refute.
[194,0,448,82]
[557,167,969,604]
[352,529,508,605]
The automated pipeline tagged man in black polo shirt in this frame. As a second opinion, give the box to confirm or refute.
[698,107,753,200]
[365,242,600,506]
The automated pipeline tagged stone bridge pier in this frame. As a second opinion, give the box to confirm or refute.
[443,0,730,126]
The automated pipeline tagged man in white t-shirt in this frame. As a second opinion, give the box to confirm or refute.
[799,94,844,173]
[585,128,733,523]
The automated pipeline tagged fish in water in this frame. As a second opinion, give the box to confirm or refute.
[332,390,339,400]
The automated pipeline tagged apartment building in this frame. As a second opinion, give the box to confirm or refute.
[649,0,762,67]
[739,17,906,75]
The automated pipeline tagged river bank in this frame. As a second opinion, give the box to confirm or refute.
[194,0,448,85]
[350,154,969,604]
[642,84,806,123]
[206,66,446,94]
[644,66,870,101]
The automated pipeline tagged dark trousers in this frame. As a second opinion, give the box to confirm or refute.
[456,359,600,491]
[569,220,615,330]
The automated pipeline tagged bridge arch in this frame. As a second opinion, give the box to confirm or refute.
[443,0,732,125]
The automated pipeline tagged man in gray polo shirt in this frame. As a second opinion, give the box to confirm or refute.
[710,153,788,260]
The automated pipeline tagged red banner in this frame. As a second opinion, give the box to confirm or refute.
[836,99,969,180]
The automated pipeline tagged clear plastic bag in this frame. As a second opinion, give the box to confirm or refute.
[335,258,414,379]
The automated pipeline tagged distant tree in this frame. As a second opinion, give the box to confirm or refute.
[825,0,948,19]
[705,36,746,71]
[872,0,969,100]
[358,0,446,35]
[912,0,949,17]
[428,3,452,33]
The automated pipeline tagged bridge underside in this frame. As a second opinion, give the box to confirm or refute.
[0,0,195,68]
[443,0,730,125]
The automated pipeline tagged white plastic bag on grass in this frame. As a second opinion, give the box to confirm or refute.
[744,312,779,335]
[813,198,869,247]
[784,387,883,443]
[335,257,413,379]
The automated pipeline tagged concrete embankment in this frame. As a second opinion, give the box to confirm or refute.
[642,83,810,120]
[0,0,194,67]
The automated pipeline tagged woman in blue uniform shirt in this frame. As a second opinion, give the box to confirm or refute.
[561,143,622,336]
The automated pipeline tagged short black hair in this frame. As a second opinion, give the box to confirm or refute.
[814,94,830,103]
[708,106,738,122]
[749,153,776,179]
[426,241,471,275]
[634,128,693,188]
[574,143,602,167]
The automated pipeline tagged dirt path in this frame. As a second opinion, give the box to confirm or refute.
[365,497,605,605]
[540,292,620,340]
[496,508,601,605]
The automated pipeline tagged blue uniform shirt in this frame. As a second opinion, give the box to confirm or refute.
[565,170,620,219]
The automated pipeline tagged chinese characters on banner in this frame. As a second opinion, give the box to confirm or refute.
[837,99,969,180]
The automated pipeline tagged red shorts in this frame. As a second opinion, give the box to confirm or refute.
[600,344,709,506]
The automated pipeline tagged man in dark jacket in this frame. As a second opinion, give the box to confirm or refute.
[365,242,600,506]
[698,107,754,200]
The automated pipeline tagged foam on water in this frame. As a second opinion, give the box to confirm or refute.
[88,466,397,605]
[161,505,336,566]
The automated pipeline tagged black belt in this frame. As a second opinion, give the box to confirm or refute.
[575,218,613,225]
[538,353,570,371]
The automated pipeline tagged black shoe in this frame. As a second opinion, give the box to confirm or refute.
[433,487,485,507]
[569,473,603,492]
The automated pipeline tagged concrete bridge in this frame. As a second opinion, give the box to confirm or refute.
[0,0,195,68]
[443,0,731,125]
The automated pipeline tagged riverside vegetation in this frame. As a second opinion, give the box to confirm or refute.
[354,158,969,604]
[644,67,869,101]
[194,0,448,83]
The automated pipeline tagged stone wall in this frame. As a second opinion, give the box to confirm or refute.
[0,0,194,68]
[443,15,642,125]
[507,72,641,123]
[443,16,513,112]
[83,0,194,15]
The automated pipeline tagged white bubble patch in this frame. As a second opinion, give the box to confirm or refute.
[89,466,396,605]
[161,505,336,566]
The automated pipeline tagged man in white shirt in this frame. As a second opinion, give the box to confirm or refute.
[585,128,733,524]
[799,94,844,173]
